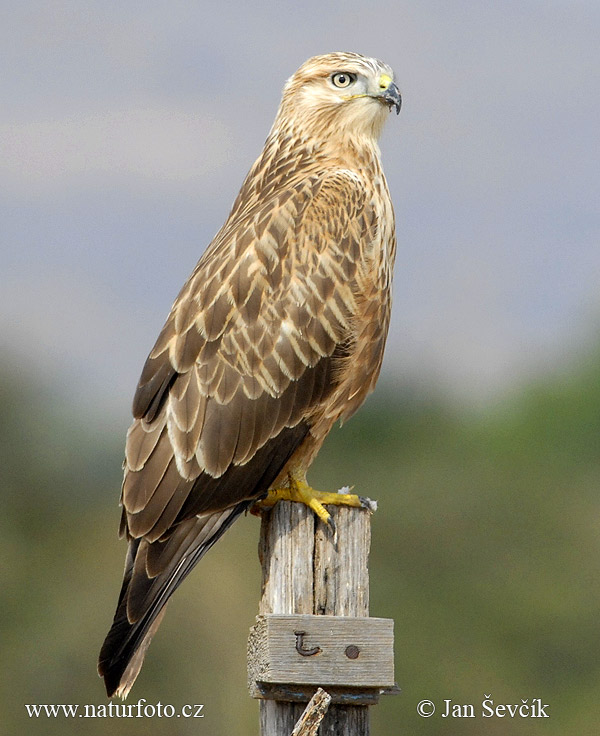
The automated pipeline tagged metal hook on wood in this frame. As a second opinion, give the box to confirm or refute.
[294,630,321,657]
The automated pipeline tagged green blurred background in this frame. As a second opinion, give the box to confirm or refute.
[2,342,598,735]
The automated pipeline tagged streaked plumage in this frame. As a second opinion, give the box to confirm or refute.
[99,51,400,698]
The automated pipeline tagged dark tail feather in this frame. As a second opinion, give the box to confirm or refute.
[98,502,249,698]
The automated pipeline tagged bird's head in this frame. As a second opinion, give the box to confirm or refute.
[277,52,401,142]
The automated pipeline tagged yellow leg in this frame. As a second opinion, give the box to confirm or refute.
[255,471,376,529]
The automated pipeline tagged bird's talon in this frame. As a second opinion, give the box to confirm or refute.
[263,473,373,524]
[359,495,378,513]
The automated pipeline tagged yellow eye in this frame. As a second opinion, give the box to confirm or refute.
[331,72,356,88]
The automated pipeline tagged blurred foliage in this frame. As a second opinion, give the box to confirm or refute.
[1,348,599,735]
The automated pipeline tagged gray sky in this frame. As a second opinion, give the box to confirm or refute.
[2,1,599,418]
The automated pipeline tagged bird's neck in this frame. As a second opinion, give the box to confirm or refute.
[241,124,381,204]
[224,117,386,232]
[277,112,384,168]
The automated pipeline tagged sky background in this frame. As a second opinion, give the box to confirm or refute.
[2,0,599,420]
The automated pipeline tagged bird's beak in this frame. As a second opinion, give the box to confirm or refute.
[377,76,402,115]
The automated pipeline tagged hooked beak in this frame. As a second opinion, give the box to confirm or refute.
[378,81,402,115]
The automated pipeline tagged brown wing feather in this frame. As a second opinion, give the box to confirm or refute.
[121,172,369,538]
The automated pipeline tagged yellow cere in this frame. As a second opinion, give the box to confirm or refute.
[378,73,392,90]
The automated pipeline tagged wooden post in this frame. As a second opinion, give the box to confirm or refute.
[248,500,397,736]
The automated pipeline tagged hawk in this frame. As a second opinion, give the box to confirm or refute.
[98,51,401,698]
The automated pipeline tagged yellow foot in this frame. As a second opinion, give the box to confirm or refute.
[254,473,377,532]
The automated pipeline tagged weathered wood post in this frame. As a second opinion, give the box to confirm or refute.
[248,500,397,735]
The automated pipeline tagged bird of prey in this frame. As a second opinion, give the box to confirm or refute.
[98,51,401,698]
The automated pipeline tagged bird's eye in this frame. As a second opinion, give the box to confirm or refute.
[331,72,356,88]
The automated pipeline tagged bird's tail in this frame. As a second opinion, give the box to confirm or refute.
[98,503,249,698]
